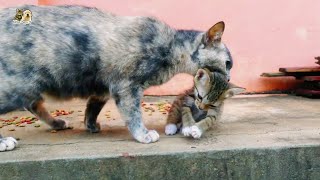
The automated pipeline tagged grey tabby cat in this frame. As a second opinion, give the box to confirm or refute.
[0,5,233,147]
[165,68,245,138]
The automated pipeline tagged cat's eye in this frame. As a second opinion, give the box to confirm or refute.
[209,105,216,108]
[197,94,203,100]
[226,61,231,69]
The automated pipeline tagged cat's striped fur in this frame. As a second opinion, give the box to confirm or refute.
[0,5,233,147]
[165,69,245,138]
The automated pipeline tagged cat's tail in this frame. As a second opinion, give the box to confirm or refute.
[0,104,21,115]
[0,96,25,115]
[0,90,31,115]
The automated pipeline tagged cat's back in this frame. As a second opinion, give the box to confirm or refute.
[0,5,113,21]
[0,5,118,33]
[0,5,175,83]
[0,5,173,52]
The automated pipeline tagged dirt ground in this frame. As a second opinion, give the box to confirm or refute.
[0,94,319,161]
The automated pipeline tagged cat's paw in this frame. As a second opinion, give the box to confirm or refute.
[0,137,18,152]
[12,20,20,24]
[51,119,72,130]
[86,122,101,133]
[191,126,202,139]
[165,124,178,135]
[135,130,160,144]
[182,126,192,137]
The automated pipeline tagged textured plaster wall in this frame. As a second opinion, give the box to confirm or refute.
[2,0,319,94]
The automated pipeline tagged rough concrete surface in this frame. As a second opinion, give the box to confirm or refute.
[0,95,319,179]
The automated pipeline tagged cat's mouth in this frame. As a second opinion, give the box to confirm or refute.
[198,107,205,111]
[196,101,217,111]
[196,103,208,111]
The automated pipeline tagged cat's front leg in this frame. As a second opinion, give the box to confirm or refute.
[181,106,196,137]
[190,126,203,139]
[113,86,159,143]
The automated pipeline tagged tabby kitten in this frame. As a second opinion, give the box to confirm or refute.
[165,69,245,138]
[13,8,23,23]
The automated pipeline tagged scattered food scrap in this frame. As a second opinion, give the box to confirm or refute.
[50,130,57,133]
[0,109,73,129]
[140,101,172,116]
[50,109,74,117]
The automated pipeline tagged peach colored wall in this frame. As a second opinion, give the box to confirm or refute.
[3,1,320,95]
[0,0,37,8]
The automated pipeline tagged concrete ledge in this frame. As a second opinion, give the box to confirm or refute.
[0,95,319,179]
[1,145,320,179]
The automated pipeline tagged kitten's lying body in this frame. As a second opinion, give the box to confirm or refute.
[166,69,244,138]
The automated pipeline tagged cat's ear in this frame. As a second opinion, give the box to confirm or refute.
[203,21,225,46]
[16,9,23,13]
[195,69,210,85]
[223,83,245,99]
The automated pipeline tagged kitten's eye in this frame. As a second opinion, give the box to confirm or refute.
[197,94,203,100]
[209,105,216,108]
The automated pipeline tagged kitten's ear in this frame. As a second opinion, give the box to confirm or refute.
[195,69,210,84]
[16,8,19,13]
[203,21,225,46]
[224,83,246,99]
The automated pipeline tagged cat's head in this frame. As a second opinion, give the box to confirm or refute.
[15,9,24,20]
[193,68,245,111]
[192,22,233,81]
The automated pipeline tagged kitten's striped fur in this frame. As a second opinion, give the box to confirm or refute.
[165,69,245,138]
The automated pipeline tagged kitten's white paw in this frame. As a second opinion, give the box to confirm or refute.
[136,130,160,144]
[0,137,18,151]
[165,124,178,135]
[182,127,191,137]
[191,126,202,139]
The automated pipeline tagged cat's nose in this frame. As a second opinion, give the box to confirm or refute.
[198,104,205,110]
